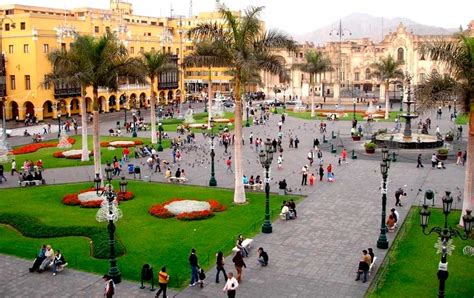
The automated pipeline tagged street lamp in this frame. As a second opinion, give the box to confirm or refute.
[376,147,391,249]
[209,118,217,186]
[245,104,250,127]
[57,109,62,138]
[259,139,274,234]
[453,99,457,117]
[157,122,164,152]
[94,163,124,284]
[329,20,352,108]
[352,98,356,121]
[399,84,404,112]
[419,195,473,298]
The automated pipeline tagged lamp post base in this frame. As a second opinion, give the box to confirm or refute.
[209,177,217,186]
[376,237,389,249]
[157,144,163,152]
[245,121,250,127]
[108,267,121,284]
[132,131,137,138]
[262,222,272,234]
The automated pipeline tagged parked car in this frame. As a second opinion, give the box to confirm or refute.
[223,100,235,108]
[264,99,284,106]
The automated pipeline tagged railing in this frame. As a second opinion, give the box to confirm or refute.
[54,87,81,98]
[158,82,178,89]
[98,84,150,92]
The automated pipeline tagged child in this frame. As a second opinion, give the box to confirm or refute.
[198,266,206,288]
[328,172,335,182]
[309,173,315,186]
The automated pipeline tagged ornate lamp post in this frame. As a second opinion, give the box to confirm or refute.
[209,118,217,186]
[157,122,164,152]
[94,163,123,284]
[399,84,404,112]
[259,139,275,234]
[245,104,250,127]
[57,108,62,138]
[352,98,356,120]
[419,195,473,298]
[376,147,391,249]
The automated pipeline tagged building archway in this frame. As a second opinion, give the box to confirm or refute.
[129,93,137,109]
[176,89,181,102]
[70,98,80,115]
[42,100,54,118]
[24,101,35,117]
[108,95,116,112]
[167,90,173,102]
[85,97,93,113]
[159,91,165,104]
[139,92,146,107]
[10,101,19,120]
[58,100,67,115]
[98,96,106,112]
[397,47,404,62]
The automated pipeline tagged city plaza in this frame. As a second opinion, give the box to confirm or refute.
[0,1,473,297]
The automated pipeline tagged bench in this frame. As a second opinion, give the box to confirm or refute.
[168,176,188,183]
[369,257,377,275]
[387,222,398,233]
[244,183,263,191]
[232,238,253,254]
[19,180,42,187]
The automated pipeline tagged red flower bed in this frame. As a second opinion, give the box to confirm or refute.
[117,191,134,201]
[229,118,235,123]
[53,151,64,158]
[100,140,144,148]
[149,198,226,220]
[62,194,80,206]
[80,200,103,208]
[11,138,75,155]
[53,151,93,159]
[176,210,213,221]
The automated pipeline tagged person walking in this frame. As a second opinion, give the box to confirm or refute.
[103,274,115,298]
[307,150,314,166]
[355,250,371,283]
[226,157,233,174]
[155,266,169,298]
[294,136,299,149]
[215,251,227,284]
[223,272,239,298]
[278,120,282,132]
[301,165,308,186]
[318,164,324,181]
[341,148,348,163]
[277,154,283,169]
[456,150,462,165]
[462,150,467,166]
[189,248,199,287]
[249,132,253,145]
[0,164,7,183]
[395,188,405,207]
[232,251,246,283]
[417,154,424,168]
[11,159,18,176]
[431,153,438,168]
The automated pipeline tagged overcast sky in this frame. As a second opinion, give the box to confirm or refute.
[1,0,473,34]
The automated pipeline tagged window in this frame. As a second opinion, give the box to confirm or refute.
[23,44,29,53]
[419,73,425,82]
[25,75,31,90]
[397,47,404,61]
[8,45,13,54]
[43,44,49,53]
[151,47,155,52]
[167,47,171,53]
[4,23,10,31]
[365,68,371,80]
[44,75,50,89]
[20,22,25,30]
[130,46,134,54]
[105,26,110,33]
[10,75,16,90]
[176,48,179,55]
[355,72,360,81]
[139,47,144,53]
[162,46,165,53]
[94,26,99,33]
[61,43,66,52]
[420,52,425,61]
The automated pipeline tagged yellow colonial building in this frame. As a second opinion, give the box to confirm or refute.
[0,0,188,121]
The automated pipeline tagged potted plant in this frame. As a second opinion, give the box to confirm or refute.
[352,131,363,141]
[445,131,454,142]
[437,148,449,160]
[364,141,377,154]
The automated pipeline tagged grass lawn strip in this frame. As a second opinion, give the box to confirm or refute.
[0,181,300,288]
[366,207,474,297]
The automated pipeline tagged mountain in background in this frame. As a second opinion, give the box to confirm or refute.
[293,13,458,45]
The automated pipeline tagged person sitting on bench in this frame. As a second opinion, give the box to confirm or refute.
[29,244,47,272]
[236,234,249,257]
[51,250,66,276]
[34,170,45,184]
[242,175,249,185]
[249,175,255,185]
[38,245,54,272]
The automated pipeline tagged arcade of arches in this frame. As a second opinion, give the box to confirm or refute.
[1,89,181,121]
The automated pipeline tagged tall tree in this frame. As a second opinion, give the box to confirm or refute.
[420,32,474,225]
[415,72,460,111]
[372,55,404,119]
[47,33,144,178]
[141,51,176,144]
[186,6,296,203]
[294,51,332,117]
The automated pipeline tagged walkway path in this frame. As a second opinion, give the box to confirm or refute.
[0,106,467,297]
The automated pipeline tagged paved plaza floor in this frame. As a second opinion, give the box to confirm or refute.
[0,105,469,297]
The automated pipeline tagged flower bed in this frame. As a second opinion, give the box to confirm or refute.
[11,138,75,155]
[100,140,144,148]
[149,198,226,220]
[53,149,92,159]
[62,189,134,208]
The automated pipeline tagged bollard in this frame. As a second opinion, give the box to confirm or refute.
[392,152,397,162]
[331,131,336,139]
[351,149,357,159]
[323,135,328,143]
[331,144,337,153]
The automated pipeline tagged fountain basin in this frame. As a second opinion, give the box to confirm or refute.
[374,133,443,149]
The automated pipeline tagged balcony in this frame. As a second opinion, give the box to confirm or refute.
[54,87,81,98]
[98,84,150,93]
[158,81,178,89]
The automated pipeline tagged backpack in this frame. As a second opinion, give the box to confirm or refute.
[107,280,115,296]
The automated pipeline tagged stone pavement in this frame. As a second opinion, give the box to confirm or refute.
[0,105,468,297]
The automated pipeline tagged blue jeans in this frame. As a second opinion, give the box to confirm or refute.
[190,266,199,284]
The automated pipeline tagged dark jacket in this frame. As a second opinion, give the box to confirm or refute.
[232,253,246,268]
[189,253,198,267]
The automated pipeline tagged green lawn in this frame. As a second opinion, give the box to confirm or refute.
[455,113,469,125]
[282,109,400,122]
[8,135,170,170]
[0,181,299,287]
[159,112,236,132]
[367,207,474,297]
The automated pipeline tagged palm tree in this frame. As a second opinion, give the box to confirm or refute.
[294,51,332,117]
[47,33,144,178]
[141,51,176,144]
[44,58,90,162]
[415,72,460,111]
[420,32,474,225]
[186,6,296,203]
[372,55,404,119]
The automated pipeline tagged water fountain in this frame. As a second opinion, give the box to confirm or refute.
[184,109,195,124]
[374,75,443,149]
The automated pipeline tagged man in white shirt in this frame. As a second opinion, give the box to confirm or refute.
[223,272,239,298]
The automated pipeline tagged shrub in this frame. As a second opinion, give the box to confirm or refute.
[176,210,214,221]
[117,191,134,201]
[100,141,110,147]
[149,204,174,219]
[0,213,124,259]
[437,148,449,155]
[53,151,64,158]
[364,142,377,150]
[208,200,227,212]
[62,194,80,206]
[80,200,104,208]
[11,138,75,155]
